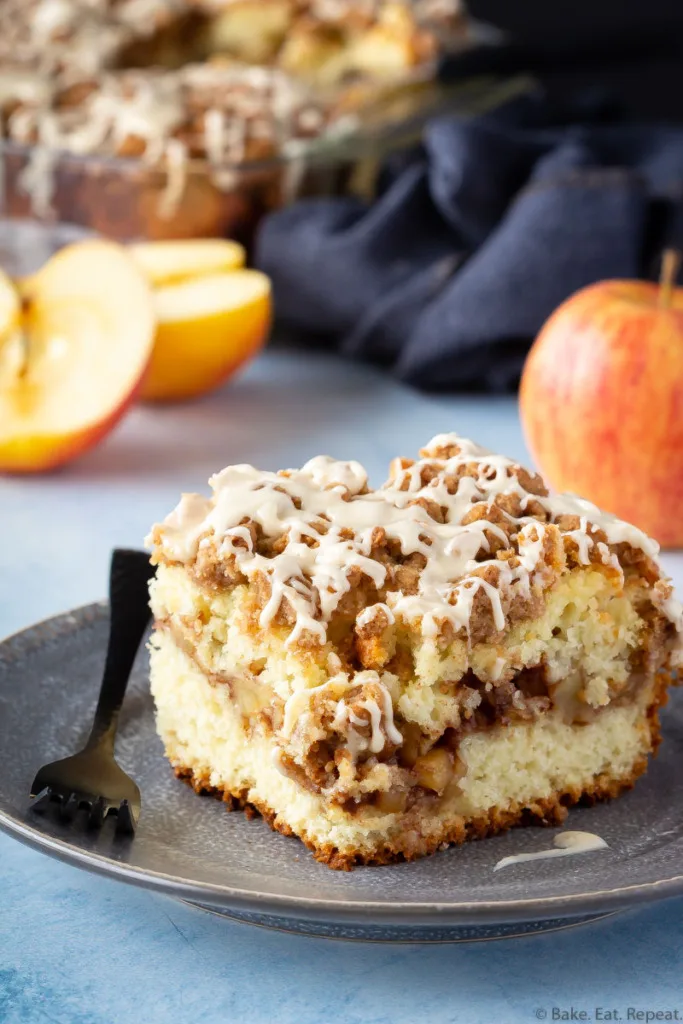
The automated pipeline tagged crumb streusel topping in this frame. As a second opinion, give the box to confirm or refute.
[147,433,683,650]
[7,63,328,165]
[4,60,331,216]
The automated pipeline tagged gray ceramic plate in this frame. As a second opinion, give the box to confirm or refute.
[2,604,683,943]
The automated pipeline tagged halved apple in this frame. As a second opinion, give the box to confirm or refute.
[140,269,272,402]
[128,239,245,288]
[0,240,155,473]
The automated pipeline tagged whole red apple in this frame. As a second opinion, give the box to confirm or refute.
[520,260,683,548]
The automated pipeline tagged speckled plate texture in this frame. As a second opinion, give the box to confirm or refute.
[2,604,683,943]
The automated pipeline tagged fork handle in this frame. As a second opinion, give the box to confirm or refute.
[85,549,155,754]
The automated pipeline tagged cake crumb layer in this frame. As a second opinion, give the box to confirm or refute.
[150,629,670,869]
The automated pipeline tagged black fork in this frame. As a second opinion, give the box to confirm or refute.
[30,549,154,834]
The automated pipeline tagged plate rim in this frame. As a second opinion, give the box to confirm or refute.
[2,602,683,928]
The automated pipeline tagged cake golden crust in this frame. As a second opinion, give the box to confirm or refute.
[160,662,670,870]
[172,745,653,872]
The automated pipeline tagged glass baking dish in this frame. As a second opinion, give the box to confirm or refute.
[0,69,529,244]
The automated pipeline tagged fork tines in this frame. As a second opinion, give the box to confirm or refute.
[31,786,138,834]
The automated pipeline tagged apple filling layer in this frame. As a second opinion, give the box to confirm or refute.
[149,628,668,867]
[147,434,681,867]
[150,560,673,818]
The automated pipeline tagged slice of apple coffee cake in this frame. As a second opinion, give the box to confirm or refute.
[146,433,682,869]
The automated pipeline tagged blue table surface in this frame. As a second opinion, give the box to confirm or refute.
[2,349,683,1024]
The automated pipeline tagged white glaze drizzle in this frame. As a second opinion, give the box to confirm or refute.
[282,671,401,758]
[147,433,681,648]
[356,602,395,629]
[3,57,331,216]
[493,831,608,871]
[332,689,403,757]
[282,677,347,738]
[0,0,184,75]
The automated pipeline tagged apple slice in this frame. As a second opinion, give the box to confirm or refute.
[141,269,272,402]
[128,239,246,288]
[0,266,20,342]
[0,240,155,473]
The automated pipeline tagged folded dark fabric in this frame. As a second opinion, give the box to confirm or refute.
[255,92,683,392]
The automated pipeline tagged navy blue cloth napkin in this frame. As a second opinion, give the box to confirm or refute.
[255,93,683,391]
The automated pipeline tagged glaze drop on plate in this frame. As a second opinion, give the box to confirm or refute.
[493,831,609,872]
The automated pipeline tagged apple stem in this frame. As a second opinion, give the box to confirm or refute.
[659,248,681,309]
